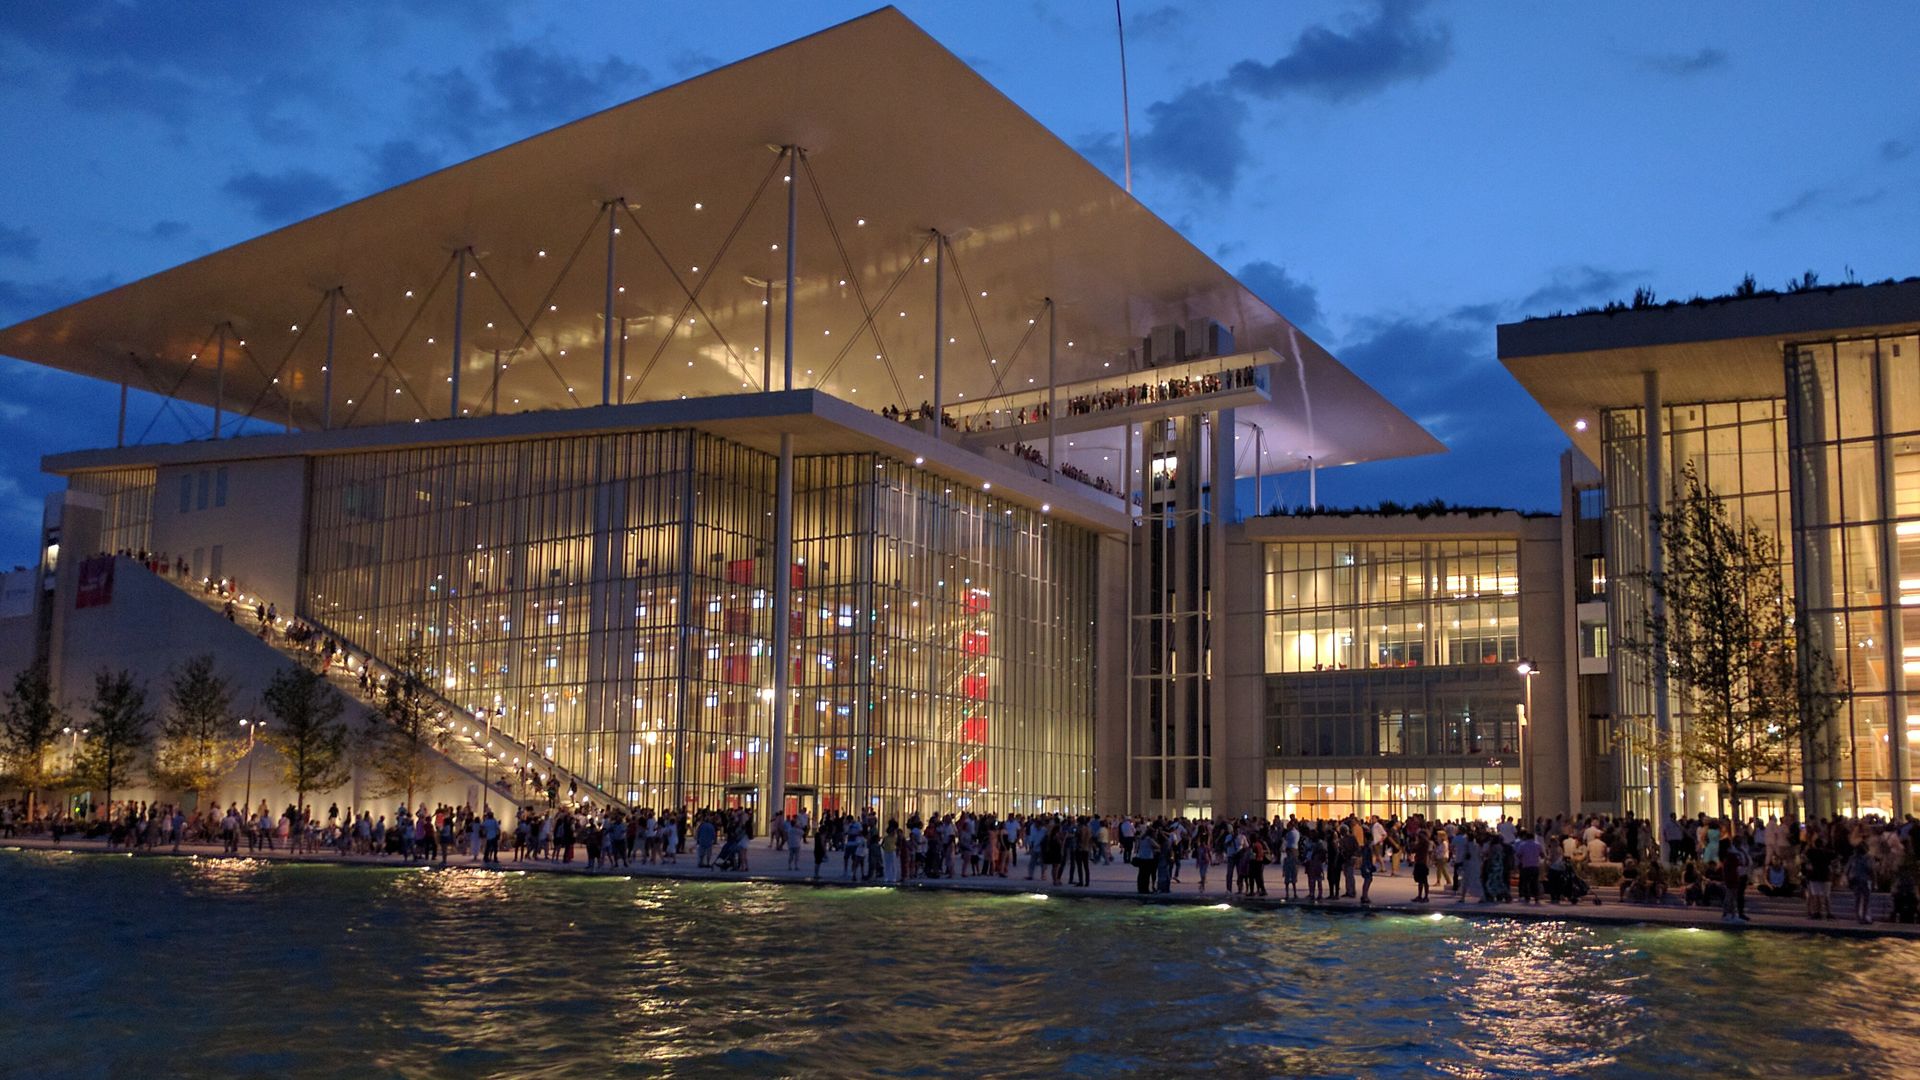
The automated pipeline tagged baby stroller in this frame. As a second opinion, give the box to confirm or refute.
[1566,870,1598,905]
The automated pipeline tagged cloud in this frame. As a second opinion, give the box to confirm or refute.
[1518,265,1645,313]
[1238,261,1324,333]
[1639,47,1728,76]
[1881,139,1912,163]
[405,43,650,153]
[0,225,38,261]
[146,220,190,241]
[0,273,119,324]
[1126,5,1190,41]
[221,168,348,223]
[1298,303,1565,511]
[484,44,647,129]
[365,138,444,189]
[63,63,199,128]
[1128,83,1251,194]
[1767,185,1887,225]
[1094,1,1454,195]
[1227,0,1452,103]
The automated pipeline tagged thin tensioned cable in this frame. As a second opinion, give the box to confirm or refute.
[800,151,906,405]
[132,323,224,444]
[236,291,329,425]
[337,255,454,425]
[617,155,779,400]
[814,232,936,388]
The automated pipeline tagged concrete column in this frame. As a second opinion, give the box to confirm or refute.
[1875,340,1910,817]
[769,433,795,827]
[1644,370,1674,829]
[1207,409,1234,811]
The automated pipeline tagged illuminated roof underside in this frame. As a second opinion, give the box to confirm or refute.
[0,7,1438,481]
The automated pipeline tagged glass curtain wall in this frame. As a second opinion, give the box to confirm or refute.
[1263,539,1520,673]
[1600,400,1792,816]
[1788,331,1920,817]
[305,430,1096,819]
[68,467,156,556]
[305,431,774,811]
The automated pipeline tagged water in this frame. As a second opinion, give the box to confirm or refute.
[3,849,1917,1079]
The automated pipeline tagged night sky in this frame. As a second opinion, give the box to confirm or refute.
[1,1,1915,563]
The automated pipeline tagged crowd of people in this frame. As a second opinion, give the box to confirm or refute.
[999,441,1121,497]
[7,784,1917,927]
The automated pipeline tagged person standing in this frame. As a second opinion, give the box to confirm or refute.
[1132,828,1157,894]
[1514,830,1544,904]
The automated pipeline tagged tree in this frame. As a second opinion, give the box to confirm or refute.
[260,662,351,817]
[365,647,447,810]
[71,670,153,811]
[1623,463,1838,814]
[149,655,242,809]
[0,659,65,819]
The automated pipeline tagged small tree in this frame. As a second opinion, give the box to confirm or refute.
[150,655,242,809]
[260,663,351,818]
[0,659,65,820]
[1624,463,1836,814]
[366,647,446,810]
[71,670,154,812]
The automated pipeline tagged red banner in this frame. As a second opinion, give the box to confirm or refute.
[76,555,115,609]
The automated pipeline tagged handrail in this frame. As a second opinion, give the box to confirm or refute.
[132,559,629,812]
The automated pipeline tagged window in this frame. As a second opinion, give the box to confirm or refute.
[179,474,193,514]
[214,467,229,508]
[196,469,210,510]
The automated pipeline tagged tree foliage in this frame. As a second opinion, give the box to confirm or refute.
[1623,463,1838,811]
[149,654,242,806]
[0,659,65,813]
[72,670,153,808]
[260,662,351,814]
[365,647,446,809]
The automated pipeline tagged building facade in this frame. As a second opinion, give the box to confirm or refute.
[1502,278,1920,821]
[1226,511,1569,824]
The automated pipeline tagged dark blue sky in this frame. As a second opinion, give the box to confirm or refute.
[1,1,1916,561]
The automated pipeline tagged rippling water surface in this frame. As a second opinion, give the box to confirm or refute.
[3,849,1917,1078]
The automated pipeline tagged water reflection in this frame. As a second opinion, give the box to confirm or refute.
[1,851,1918,1078]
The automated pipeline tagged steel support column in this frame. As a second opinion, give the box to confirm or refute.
[116,360,128,447]
[1046,297,1057,482]
[213,324,226,438]
[601,202,618,406]
[932,232,944,439]
[450,249,467,419]
[322,288,338,430]
[768,146,798,829]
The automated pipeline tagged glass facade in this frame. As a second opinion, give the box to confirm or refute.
[1787,332,1920,817]
[302,430,1095,819]
[1261,537,1524,822]
[1266,764,1520,823]
[69,467,156,556]
[1264,539,1519,673]
[1601,400,1793,815]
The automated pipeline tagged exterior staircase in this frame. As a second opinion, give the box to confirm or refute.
[138,560,628,813]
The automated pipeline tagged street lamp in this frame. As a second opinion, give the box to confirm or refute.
[239,718,264,812]
[1515,659,1538,825]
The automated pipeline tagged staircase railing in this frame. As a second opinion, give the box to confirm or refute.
[143,561,628,812]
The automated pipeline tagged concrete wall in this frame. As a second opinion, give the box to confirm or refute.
[150,456,308,608]
[1218,531,1267,815]
[1092,531,1130,814]
[50,558,484,817]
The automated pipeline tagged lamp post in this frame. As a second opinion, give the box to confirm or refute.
[1515,660,1537,826]
[239,718,263,812]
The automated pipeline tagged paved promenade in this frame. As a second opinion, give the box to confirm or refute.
[7,835,1916,939]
